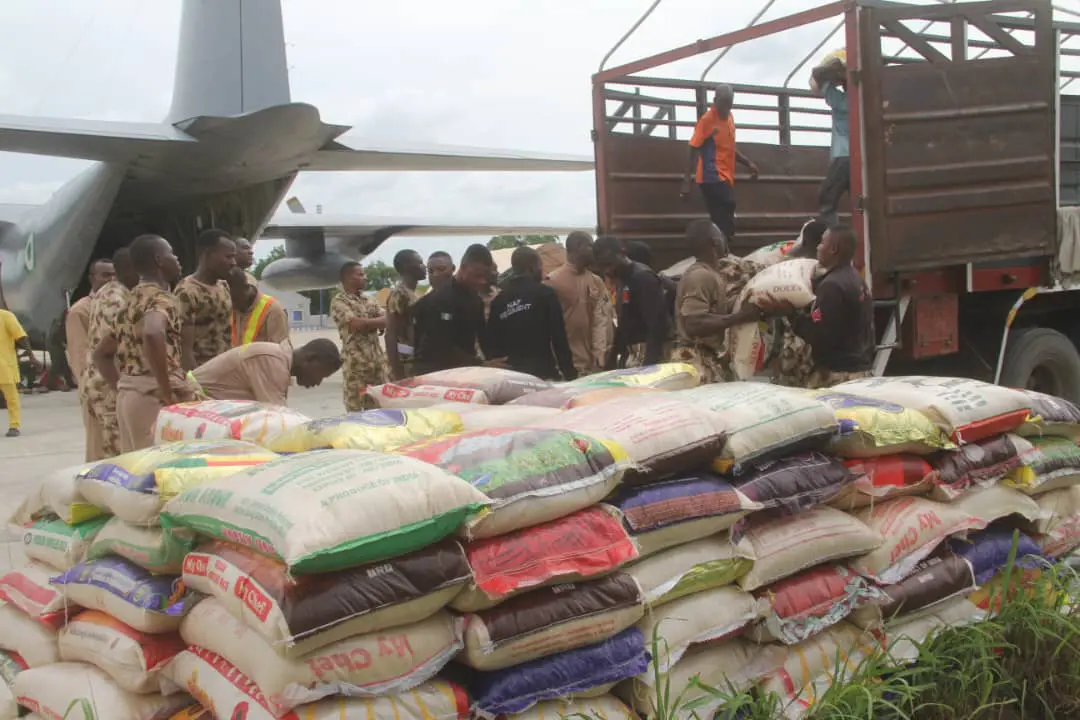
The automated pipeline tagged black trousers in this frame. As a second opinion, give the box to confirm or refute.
[698,180,736,239]
[818,156,851,227]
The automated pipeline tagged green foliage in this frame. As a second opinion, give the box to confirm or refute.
[252,244,285,280]
[487,234,559,250]
[363,260,398,291]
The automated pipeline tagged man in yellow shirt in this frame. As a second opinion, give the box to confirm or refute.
[0,309,43,437]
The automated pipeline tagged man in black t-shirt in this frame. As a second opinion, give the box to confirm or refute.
[412,244,507,374]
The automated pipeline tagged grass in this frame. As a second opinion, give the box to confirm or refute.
[631,539,1080,720]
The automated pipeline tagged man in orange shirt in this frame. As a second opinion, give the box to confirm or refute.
[679,84,760,240]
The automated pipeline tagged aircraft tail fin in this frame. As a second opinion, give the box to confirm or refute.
[167,0,291,123]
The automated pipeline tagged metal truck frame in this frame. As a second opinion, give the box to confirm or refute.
[591,0,1080,399]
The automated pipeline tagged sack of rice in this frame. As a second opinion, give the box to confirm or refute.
[539,395,726,484]
[266,408,463,453]
[462,573,645,671]
[0,604,58,667]
[1015,388,1080,440]
[637,585,763,673]
[154,399,310,446]
[759,622,879,717]
[565,363,700,391]
[608,474,759,557]
[13,663,190,720]
[829,455,933,510]
[750,565,887,645]
[164,648,469,720]
[510,695,636,720]
[925,434,1027,501]
[427,403,561,430]
[50,557,194,634]
[952,483,1042,526]
[469,627,650,718]
[849,552,977,629]
[85,517,196,574]
[0,651,27,720]
[370,367,552,408]
[807,390,954,457]
[623,535,752,607]
[8,464,102,527]
[673,382,837,473]
[743,239,799,266]
[624,639,784,720]
[77,440,279,525]
[736,507,882,591]
[451,505,638,613]
[161,449,489,574]
[0,562,79,629]
[946,526,1045,585]
[883,596,986,665]
[1006,436,1080,495]
[833,375,1032,444]
[396,428,629,540]
[58,610,185,694]
[728,258,818,379]
[734,452,854,516]
[181,537,470,657]
[508,383,663,410]
[19,515,108,572]
[1034,486,1080,557]
[180,599,463,716]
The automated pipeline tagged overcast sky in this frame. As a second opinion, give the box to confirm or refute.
[0,0,1073,266]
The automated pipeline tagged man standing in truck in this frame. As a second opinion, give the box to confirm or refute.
[810,53,850,227]
[679,84,760,240]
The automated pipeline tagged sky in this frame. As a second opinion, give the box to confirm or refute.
[0,0,1074,267]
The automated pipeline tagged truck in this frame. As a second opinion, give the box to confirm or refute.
[590,0,1080,399]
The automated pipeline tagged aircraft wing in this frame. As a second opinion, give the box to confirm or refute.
[261,214,594,243]
[303,138,594,172]
[0,115,191,162]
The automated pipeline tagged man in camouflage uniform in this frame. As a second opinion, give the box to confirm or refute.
[331,262,387,411]
[81,248,138,459]
[671,219,765,383]
[385,249,426,381]
[175,228,235,369]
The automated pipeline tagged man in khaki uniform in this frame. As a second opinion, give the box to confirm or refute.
[671,219,765,383]
[233,237,260,288]
[225,268,289,346]
[175,228,236,369]
[82,248,139,459]
[190,339,341,405]
[545,232,612,376]
[385,250,426,381]
[95,235,193,452]
[331,262,387,411]
[69,258,116,459]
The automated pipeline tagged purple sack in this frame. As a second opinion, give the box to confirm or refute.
[51,556,191,616]
[948,526,1044,585]
[609,474,750,534]
[469,626,650,717]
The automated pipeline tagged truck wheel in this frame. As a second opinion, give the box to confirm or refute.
[1000,327,1080,402]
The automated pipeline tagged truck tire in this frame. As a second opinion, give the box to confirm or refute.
[999,327,1080,403]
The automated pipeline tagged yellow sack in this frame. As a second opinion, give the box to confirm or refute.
[807,389,955,458]
[75,440,279,525]
[569,363,700,391]
[268,408,463,453]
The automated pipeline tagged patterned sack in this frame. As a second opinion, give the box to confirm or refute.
[623,534,752,607]
[13,663,190,720]
[734,452,854,516]
[396,427,630,539]
[370,367,552,407]
[850,552,977,629]
[925,434,1027,501]
[58,610,185,694]
[1006,436,1080,495]
[8,463,103,527]
[1015,388,1080,440]
[507,383,662,409]
[946,526,1045,585]
[154,399,310,446]
[85,517,197,574]
[829,455,933,510]
[20,515,108,571]
[564,363,701,391]
[0,562,80,629]
[808,390,954,457]
[266,408,463,453]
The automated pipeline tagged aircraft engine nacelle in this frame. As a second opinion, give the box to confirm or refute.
[260,230,391,292]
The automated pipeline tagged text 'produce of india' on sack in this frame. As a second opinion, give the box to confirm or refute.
[160,449,490,573]
[806,390,954,457]
[154,399,310,446]
[563,363,701,391]
[368,367,552,407]
[395,427,629,540]
[671,382,838,473]
[76,439,279,525]
[539,395,727,483]
[450,505,638,612]
[266,408,463,453]
[181,537,471,657]
[728,258,818,380]
[833,375,1033,444]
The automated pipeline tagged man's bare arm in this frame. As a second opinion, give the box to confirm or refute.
[144,310,176,405]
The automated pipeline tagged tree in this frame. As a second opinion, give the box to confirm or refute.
[363,260,398,291]
[487,234,559,250]
[252,245,285,280]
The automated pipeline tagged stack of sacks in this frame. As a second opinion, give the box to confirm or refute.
[392,427,652,717]
[160,449,490,717]
[367,367,552,408]
[266,408,464,453]
[154,399,310,447]
[5,442,282,718]
[557,363,702,392]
